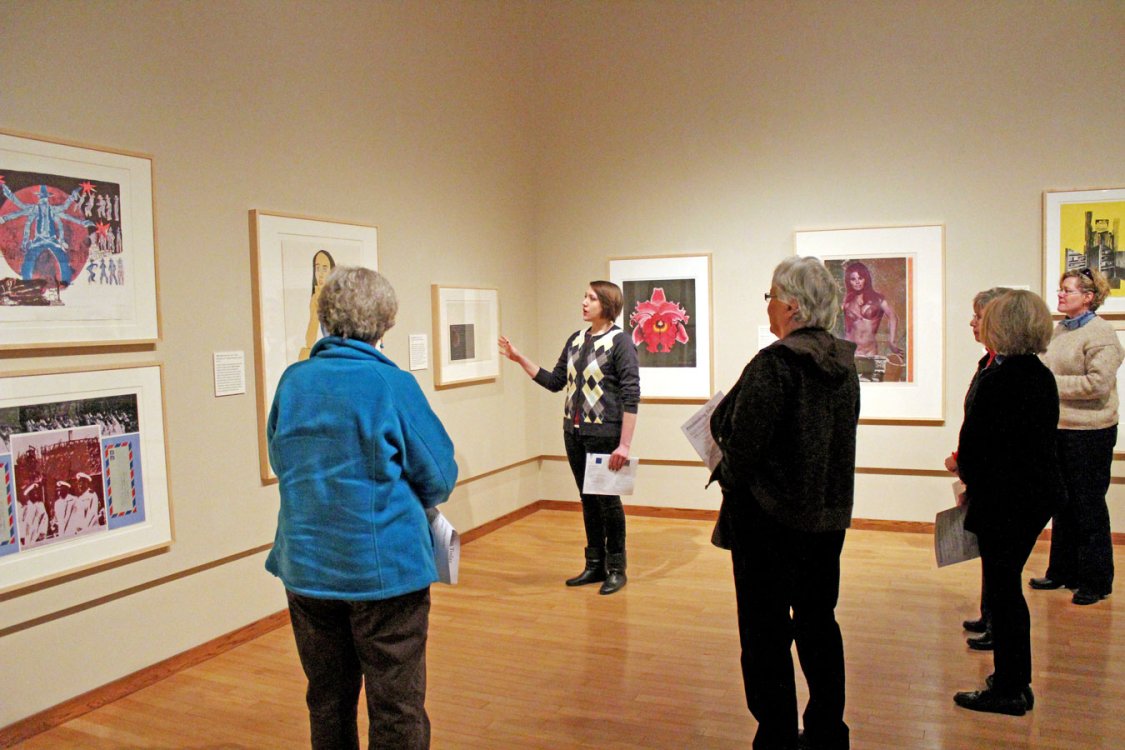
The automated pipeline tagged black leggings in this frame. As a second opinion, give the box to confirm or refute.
[563,430,626,553]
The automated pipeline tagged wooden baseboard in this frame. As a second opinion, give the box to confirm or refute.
[542,499,942,531]
[459,503,542,545]
[534,499,1125,545]
[5,499,1122,745]
[0,610,291,748]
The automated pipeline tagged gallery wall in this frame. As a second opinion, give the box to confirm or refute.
[2,0,1124,730]
[0,0,540,726]
[526,0,1125,529]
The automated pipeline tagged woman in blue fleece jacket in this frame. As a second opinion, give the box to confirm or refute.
[266,266,458,750]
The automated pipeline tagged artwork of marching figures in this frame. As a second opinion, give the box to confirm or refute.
[0,365,171,594]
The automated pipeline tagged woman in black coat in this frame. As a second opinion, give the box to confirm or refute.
[711,256,860,750]
[945,286,1010,649]
[954,290,1061,716]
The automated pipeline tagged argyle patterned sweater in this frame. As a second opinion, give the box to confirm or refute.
[534,326,640,437]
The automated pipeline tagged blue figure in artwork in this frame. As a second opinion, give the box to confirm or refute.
[0,184,93,285]
[86,259,97,283]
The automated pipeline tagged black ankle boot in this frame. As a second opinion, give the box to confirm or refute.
[566,546,606,586]
[599,552,627,595]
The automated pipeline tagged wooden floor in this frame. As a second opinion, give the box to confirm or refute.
[13,510,1125,749]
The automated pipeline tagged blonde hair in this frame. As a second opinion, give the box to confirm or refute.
[1060,267,1111,310]
[980,290,1052,356]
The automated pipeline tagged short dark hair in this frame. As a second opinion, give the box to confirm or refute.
[589,280,624,321]
[972,286,1010,314]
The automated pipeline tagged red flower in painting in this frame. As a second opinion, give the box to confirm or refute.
[630,288,690,353]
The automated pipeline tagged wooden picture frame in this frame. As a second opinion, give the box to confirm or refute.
[609,253,713,402]
[0,129,160,349]
[795,225,945,424]
[0,364,172,594]
[249,210,378,483]
[431,285,500,389]
[1043,187,1125,316]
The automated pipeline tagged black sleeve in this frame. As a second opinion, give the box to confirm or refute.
[612,332,641,413]
[533,334,573,392]
[712,350,787,490]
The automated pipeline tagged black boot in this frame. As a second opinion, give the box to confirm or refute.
[566,546,606,586]
[599,552,627,595]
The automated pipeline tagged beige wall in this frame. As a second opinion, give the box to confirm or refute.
[0,0,540,725]
[2,0,1124,727]
[528,0,1125,526]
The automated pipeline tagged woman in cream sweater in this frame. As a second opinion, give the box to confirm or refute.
[1031,267,1124,606]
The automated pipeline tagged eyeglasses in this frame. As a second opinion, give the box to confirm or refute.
[764,292,777,301]
[1080,267,1095,280]
[1056,288,1087,296]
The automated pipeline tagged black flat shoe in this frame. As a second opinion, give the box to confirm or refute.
[1029,576,1066,590]
[967,631,994,651]
[962,617,989,633]
[1072,589,1108,606]
[986,675,1034,710]
[797,729,848,750]
[954,688,1028,716]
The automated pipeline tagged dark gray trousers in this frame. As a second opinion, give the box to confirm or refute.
[287,587,430,750]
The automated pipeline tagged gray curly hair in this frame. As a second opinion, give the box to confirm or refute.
[772,256,840,331]
[317,266,398,344]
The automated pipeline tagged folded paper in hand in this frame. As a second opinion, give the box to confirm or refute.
[681,390,725,471]
[934,483,979,568]
[582,453,637,496]
[428,509,460,584]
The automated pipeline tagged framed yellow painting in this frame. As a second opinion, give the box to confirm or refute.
[1043,187,1125,316]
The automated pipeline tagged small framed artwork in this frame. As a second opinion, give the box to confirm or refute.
[1043,188,1125,315]
[794,225,944,423]
[431,285,500,389]
[0,364,172,594]
[0,130,160,349]
[609,253,713,402]
[250,210,378,483]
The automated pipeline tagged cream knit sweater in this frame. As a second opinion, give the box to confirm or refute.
[1040,315,1124,430]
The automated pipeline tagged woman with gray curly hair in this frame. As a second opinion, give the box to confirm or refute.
[709,255,860,750]
[266,266,458,749]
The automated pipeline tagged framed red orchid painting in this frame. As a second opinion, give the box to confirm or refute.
[609,254,713,402]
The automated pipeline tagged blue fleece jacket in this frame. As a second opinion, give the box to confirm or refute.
[265,337,458,600]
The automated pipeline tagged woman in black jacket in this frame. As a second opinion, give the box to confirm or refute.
[945,286,1010,649]
[954,290,1061,716]
[711,256,860,750]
